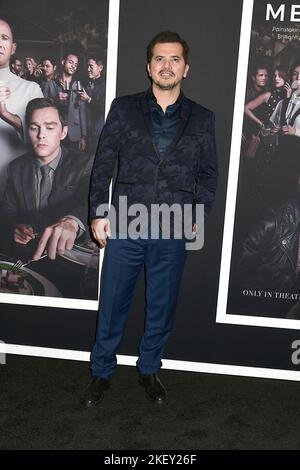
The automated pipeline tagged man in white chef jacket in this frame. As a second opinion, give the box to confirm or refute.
[0,18,43,199]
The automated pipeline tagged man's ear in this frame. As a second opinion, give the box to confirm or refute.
[61,125,68,140]
[12,42,17,56]
[183,64,189,79]
[147,63,151,77]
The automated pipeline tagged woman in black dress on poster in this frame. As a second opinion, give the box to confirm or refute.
[242,66,291,215]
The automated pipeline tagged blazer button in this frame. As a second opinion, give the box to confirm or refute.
[282,239,287,245]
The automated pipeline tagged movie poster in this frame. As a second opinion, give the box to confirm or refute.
[0,0,119,309]
[217,0,300,329]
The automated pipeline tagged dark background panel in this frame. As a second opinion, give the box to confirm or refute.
[2,0,300,374]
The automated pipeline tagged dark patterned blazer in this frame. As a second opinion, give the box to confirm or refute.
[89,90,218,233]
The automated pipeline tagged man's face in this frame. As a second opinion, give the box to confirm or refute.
[87,59,103,79]
[147,42,189,91]
[292,66,300,91]
[62,54,78,76]
[253,68,268,88]
[43,59,55,78]
[12,59,22,75]
[28,107,67,162]
[0,20,16,69]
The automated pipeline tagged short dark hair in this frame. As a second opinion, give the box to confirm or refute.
[63,52,79,62]
[25,97,67,129]
[41,56,57,67]
[88,56,103,67]
[147,31,189,64]
[0,18,15,41]
[290,58,300,75]
[251,63,269,77]
[10,56,21,65]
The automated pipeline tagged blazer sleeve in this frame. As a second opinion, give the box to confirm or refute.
[89,98,121,221]
[64,156,94,236]
[193,112,218,223]
[0,162,21,235]
[79,99,87,138]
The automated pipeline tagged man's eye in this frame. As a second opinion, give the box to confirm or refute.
[29,126,38,131]
[46,127,55,130]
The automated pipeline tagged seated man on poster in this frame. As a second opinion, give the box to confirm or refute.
[0,97,92,262]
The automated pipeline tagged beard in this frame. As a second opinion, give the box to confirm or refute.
[155,81,177,90]
[152,77,179,91]
[152,71,180,90]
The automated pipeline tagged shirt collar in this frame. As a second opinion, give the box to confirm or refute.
[36,147,62,171]
[147,87,184,110]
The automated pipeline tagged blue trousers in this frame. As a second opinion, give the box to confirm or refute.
[91,233,187,378]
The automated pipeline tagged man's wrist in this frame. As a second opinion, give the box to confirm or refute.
[61,217,79,232]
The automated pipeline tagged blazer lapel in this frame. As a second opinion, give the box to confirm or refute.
[50,148,70,203]
[140,92,161,161]
[170,96,192,149]
[22,155,36,212]
[140,91,154,136]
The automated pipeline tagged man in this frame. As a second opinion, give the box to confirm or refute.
[0,97,92,262]
[43,53,87,152]
[82,31,218,407]
[10,57,23,77]
[78,56,105,152]
[40,56,57,94]
[0,18,43,199]
[245,64,269,103]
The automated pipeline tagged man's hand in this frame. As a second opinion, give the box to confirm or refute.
[282,124,296,136]
[0,84,11,117]
[91,218,111,248]
[79,136,87,151]
[58,91,69,102]
[33,218,79,261]
[14,224,36,245]
[77,90,91,102]
[284,82,292,98]
[0,83,22,132]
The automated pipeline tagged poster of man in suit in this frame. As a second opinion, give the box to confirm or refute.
[0,0,117,308]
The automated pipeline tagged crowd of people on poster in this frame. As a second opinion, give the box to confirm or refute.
[0,2,108,301]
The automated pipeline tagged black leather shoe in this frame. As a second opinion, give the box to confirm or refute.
[81,377,110,408]
[139,373,167,403]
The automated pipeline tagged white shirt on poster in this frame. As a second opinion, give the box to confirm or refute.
[269,92,300,138]
[0,67,43,199]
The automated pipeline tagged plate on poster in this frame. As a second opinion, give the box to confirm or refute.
[0,261,62,297]
[60,241,99,266]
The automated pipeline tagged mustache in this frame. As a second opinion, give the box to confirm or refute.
[159,70,175,76]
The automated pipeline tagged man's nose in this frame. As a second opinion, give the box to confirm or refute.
[37,129,45,139]
[162,60,172,69]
